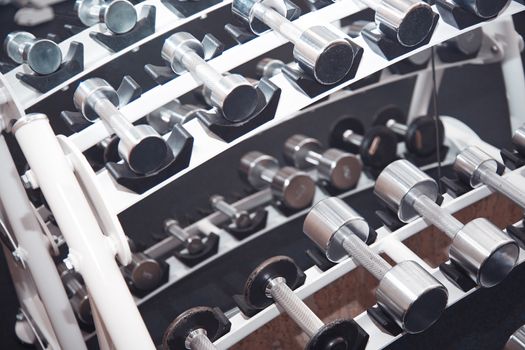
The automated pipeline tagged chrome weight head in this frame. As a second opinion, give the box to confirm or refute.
[453,145,498,188]
[232,0,296,35]
[453,0,510,18]
[375,0,436,47]
[374,159,439,222]
[303,197,370,262]
[4,31,62,75]
[73,77,120,122]
[450,218,518,288]
[76,0,137,34]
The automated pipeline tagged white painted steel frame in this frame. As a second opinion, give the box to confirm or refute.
[72,2,525,216]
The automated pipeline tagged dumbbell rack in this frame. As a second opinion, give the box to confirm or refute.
[216,164,525,349]
[1,1,525,349]
[52,1,525,216]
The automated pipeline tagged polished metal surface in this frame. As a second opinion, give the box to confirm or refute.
[376,261,448,334]
[411,194,463,239]
[186,329,216,350]
[256,58,285,78]
[4,31,62,75]
[74,78,168,174]
[454,0,511,18]
[450,218,518,288]
[162,32,258,122]
[271,167,316,209]
[505,325,525,350]
[513,125,525,155]
[123,252,163,291]
[232,0,292,35]
[303,197,370,262]
[147,101,201,135]
[454,146,525,208]
[386,119,408,135]
[164,219,205,255]
[374,159,439,222]
[210,195,252,229]
[267,277,324,338]
[77,0,137,34]
[240,151,280,189]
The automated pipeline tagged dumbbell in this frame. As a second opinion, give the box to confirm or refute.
[210,195,252,229]
[352,0,436,47]
[375,159,519,287]
[240,151,316,210]
[164,219,206,255]
[75,0,138,34]
[243,256,366,349]
[163,306,228,350]
[373,106,444,157]
[161,32,258,122]
[513,124,525,156]
[304,197,448,333]
[4,31,62,75]
[122,252,163,292]
[74,78,169,174]
[330,118,398,169]
[232,0,356,85]
[451,0,510,19]
[283,134,362,190]
[58,264,92,325]
[454,146,525,209]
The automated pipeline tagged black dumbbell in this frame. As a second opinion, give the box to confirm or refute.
[373,106,444,157]
[329,117,398,169]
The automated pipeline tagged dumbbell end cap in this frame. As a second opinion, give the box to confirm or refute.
[327,152,362,190]
[396,4,435,47]
[468,0,511,18]
[129,257,163,291]
[450,218,518,288]
[125,127,169,174]
[275,168,316,210]
[104,0,137,34]
[26,39,62,75]
[243,256,301,310]
[314,39,354,85]
[377,261,448,334]
[216,75,258,122]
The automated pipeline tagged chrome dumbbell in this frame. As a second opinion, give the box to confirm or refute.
[454,146,525,209]
[283,134,362,190]
[75,0,138,34]
[242,256,367,348]
[330,118,398,169]
[240,151,316,210]
[353,0,436,47]
[122,252,163,292]
[452,0,510,19]
[256,58,285,79]
[4,31,62,75]
[163,306,230,350]
[373,107,445,157]
[74,78,169,174]
[304,197,448,333]
[164,219,206,255]
[210,195,252,229]
[232,0,356,85]
[161,32,258,122]
[375,159,519,287]
[513,124,525,156]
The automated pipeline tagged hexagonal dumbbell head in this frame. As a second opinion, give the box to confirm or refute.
[304,197,448,333]
[4,31,62,75]
[453,0,510,18]
[375,0,436,47]
[76,0,137,34]
[162,32,258,122]
[284,134,362,190]
[74,78,169,174]
[375,160,519,288]
[240,151,316,210]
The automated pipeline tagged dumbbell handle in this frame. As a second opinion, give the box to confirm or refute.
[386,119,408,135]
[477,165,525,209]
[252,3,304,44]
[164,219,192,244]
[267,277,324,338]
[341,231,391,280]
[187,329,216,350]
[342,129,364,147]
[410,193,464,239]
[92,98,144,153]
[211,197,239,219]
[178,50,225,94]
